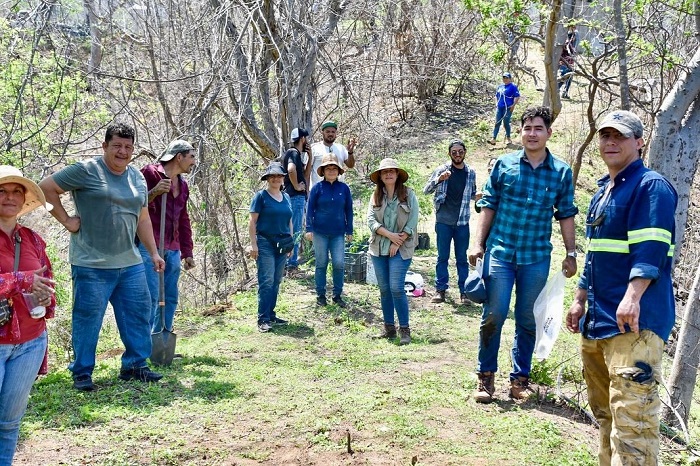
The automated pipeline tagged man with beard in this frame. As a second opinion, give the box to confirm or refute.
[138,139,197,335]
[423,139,478,304]
[308,121,356,190]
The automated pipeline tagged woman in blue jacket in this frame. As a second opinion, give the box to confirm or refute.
[305,154,353,307]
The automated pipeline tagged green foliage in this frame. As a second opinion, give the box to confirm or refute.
[0,18,107,162]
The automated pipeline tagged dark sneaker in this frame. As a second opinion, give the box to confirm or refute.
[73,374,96,391]
[119,366,163,383]
[460,293,473,305]
[316,295,328,306]
[332,296,347,308]
[474,371,495,404]
[271,317,288,326]
[258,322,273,333]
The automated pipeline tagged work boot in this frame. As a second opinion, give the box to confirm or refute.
[460,293,472,305]
[509,376,532,400]
[487,139,496,145]
[316,295,328,306]
[431,291,446,303]
[399,326,411,345]
[332,295,347,308]
[474,372,495,404]
[506,137,512,144]
[373,323,397,339]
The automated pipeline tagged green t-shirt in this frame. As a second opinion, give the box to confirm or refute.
[52,157,147,268]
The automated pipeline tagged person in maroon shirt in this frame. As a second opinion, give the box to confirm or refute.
[138,140,196,334]
[0,165,55,466]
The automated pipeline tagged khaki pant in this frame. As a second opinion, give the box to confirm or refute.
[581,330,664,466]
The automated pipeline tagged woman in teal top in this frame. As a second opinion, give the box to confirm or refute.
[367,158,419,345]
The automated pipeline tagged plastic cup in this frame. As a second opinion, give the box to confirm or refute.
[22,293,46,319]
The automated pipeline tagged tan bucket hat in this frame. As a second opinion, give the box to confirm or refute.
[316,154,344,177]
[0,165,53,217]
[369,158,408,184]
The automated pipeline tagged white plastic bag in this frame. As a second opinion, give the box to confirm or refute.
[533,271,566,360]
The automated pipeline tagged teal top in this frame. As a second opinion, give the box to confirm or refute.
[367,188,419,258]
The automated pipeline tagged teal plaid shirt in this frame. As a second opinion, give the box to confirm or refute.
[476,149,578,265]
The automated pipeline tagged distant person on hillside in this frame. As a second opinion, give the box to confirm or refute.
[282,128,313,276]
[0,166,55,466]
[469,106,578,403]
[248,161,293,333]
[367,158,419,345]
[423,139,478,305]
[558,24,578,99]
[566,110,677,465]
[488,72,520,146]
[39,122,165,391]
[138,140,197,335]
[308,121,356,190]
[305,154,353,308]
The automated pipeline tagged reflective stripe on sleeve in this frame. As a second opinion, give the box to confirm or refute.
[628,228,672,245]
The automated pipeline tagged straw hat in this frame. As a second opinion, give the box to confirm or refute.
[260,161,287,181]
[369,158,408,184]
[0,165,53,217]
[316,154,344,177]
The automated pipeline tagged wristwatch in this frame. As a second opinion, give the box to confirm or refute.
[566,251,577,258]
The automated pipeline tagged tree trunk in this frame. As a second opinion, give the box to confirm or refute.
[613,0,630,109]
[648,46,700,427]
[662,262,700,426]
[541,0,563,119]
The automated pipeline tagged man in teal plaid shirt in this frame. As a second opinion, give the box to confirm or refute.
[468,106,578,403]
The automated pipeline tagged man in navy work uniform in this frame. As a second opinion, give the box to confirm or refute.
[566,110,677,466]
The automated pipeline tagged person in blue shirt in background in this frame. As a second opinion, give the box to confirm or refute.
[488,72,520,146]
[566,110,677,466]
[305,154,353,308]
[470,106,578,403]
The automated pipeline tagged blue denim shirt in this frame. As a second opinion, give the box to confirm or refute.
[578,159,677,341]
[306,180,353,236]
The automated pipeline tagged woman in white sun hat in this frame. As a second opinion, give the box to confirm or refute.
[0,165,56,466]
[367,158,419,345]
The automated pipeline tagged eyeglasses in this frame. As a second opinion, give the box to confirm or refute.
[586,212,605,227]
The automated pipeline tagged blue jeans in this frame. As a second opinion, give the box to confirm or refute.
[371,254,412,327]
[257,235,287,324]
[434,222,470,293]
[0,331,47,466]
[69,264,152,378]
[139,244,181,332]
[476,254,550,379]
[313,233,345,297]
[493,106,513,139]
[287,195,306,267]
[558,64,573,95]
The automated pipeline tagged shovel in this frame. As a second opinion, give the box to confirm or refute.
[150,191,177,366]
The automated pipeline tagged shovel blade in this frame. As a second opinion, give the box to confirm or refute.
[150,329,177,366]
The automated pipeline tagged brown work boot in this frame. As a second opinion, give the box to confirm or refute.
[431,291,446,303]
[474,372,495,404]
[399,326,411,345]
[460,293,472,305]
[373,323,397,339]
[509,376,532,400]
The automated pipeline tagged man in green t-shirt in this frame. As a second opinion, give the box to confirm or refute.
[40,123,165,391]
